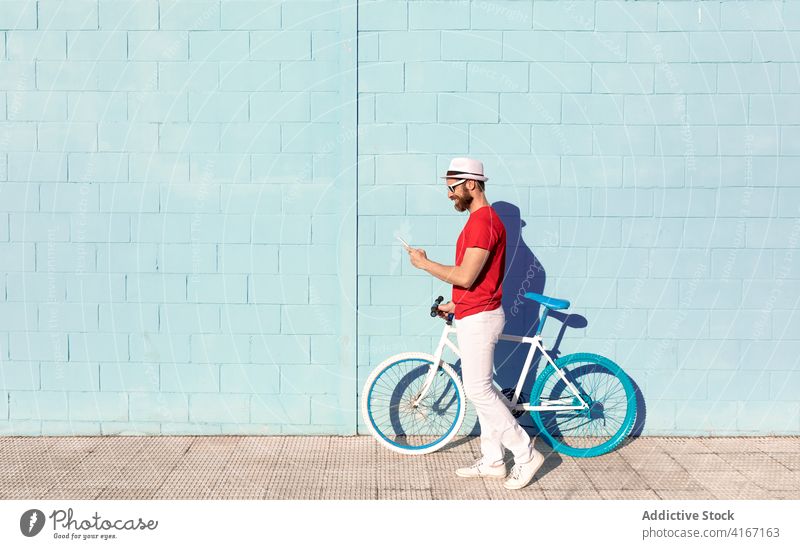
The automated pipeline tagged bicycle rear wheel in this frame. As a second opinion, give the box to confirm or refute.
[361,352,465,455]
[530,353,636,458]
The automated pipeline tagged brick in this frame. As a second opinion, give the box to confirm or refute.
[7,91,67,122]
[38,303,98,332]
[251,394,310,424]
[0,362,40,391]
[678,278,742,309]
[251,334,311,364]
[10,213,69,242]
[624,94,685,125]
[690,32,752,62]
[189,154,249,183]
[717,187,778,218]
[592,64,653,94]
[281,305,336,335]
[594,126,655,156]
[161,363,220,392]
[220,124,279,153]
[753,31,800,62]
[563,93,624,124]
[162,303,220,333]
[618,279,679,310]
[711,249,772,279]
[68,152,129,183]
[647,309,711,340]
[407,123,468,153]
[68,91,127,121]
[751,94,800,124]
[0,123,37,152]
[560,218,620,247]
[160,1,220,30]
[41,362,98,391]
[564,31,625,62]
[221,304,279,334]
[99,1,158,30]
[442,30,502,60]
[135,156,192,186]
[381,30,440,61]
[654,63,716,94]
[251,92,310,121]
[682,218,743,248]
[220,364,280,393]
[250,31,311,60]
[531,118,592,152]
[534,1,594,30]
[65,273,125,302]
[36,61,100,90]
[530,62,590,92]
[69,333,128,362]
[467,61,527,92]
[470,123,530,153]
[471,1,532,30]
[10,391,68,420]
[624,155,685,188]
[99,123,159,152]
[189,31,248,61]
[0,2,37,29]
[129,333,190,363]
[98,303,158,332]
[7,31,66,60]
[67,31,127,60]
[249,275,308,304]
[188,274,247,303]
[129,393,188,422]
[591,189,653,217]
[190,334,249,363]
[221,1,281,30]
[596,1,657,31]
[361,1,408,30]
[281,2,339,30]
[502,30,564,61]
[159,61,219,91]
[409,1,467,30]
[98,62,158,92]
[376,93,436,122]
[9,333,67,361]
[659,1,721,31]
[281,122,340,152]
[279,365,341,394]
[358,31,379,62]
[679,339,741,371]
[36,243,96,273]
[374,155,435,185]
[100,363,159,392]
[561,156,622,187]
[279,245,337,275]
[358,124,406,154]
[649,248,711,279]
[68,392,127,422]
[628,32,690,63]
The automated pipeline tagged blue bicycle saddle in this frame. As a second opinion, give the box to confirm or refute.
[523,292,570,310]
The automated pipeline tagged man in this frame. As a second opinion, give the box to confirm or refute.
[406,157,545,490]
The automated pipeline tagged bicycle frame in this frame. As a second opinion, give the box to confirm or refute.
[412,322,590,413]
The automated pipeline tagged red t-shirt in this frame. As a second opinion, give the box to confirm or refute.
[452,205,506,320]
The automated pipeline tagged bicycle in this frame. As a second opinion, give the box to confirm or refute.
[361,293,637,458]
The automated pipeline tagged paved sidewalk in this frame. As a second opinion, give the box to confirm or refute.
[1,436,798,500]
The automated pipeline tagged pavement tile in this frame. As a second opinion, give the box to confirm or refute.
[599,489,659,499]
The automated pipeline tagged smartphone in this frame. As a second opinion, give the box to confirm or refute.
[396,236,411,250]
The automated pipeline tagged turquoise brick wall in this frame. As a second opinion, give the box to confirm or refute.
[1,1,798,437]
[356,0,800,436]
[0,0,357,435]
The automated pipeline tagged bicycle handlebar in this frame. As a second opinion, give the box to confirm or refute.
[430,296,455,325]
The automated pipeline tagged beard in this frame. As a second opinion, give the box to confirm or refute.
[452,192,473,212]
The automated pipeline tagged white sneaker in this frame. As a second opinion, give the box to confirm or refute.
[503,449,545,490]
[455,458,507,479]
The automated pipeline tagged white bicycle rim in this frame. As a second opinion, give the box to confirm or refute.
[361,352,466,455]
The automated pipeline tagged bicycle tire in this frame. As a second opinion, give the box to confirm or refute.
[361,352,466,455]
[530,352,636,458]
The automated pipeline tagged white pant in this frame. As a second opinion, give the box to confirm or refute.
[456,307,534,465]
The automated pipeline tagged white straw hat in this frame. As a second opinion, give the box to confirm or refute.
[439,157,489,182]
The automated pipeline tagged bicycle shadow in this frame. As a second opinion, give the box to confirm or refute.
[459,200,647,445]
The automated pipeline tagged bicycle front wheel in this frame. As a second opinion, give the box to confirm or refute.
[361,352,466,455]
[530,353,636,458]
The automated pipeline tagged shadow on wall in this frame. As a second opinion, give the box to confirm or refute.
[461,201,646,439]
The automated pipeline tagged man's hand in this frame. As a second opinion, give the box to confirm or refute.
[407,247,429,270]
[436,301,456,319]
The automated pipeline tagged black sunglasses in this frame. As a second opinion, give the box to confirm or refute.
[447,179,467,193]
